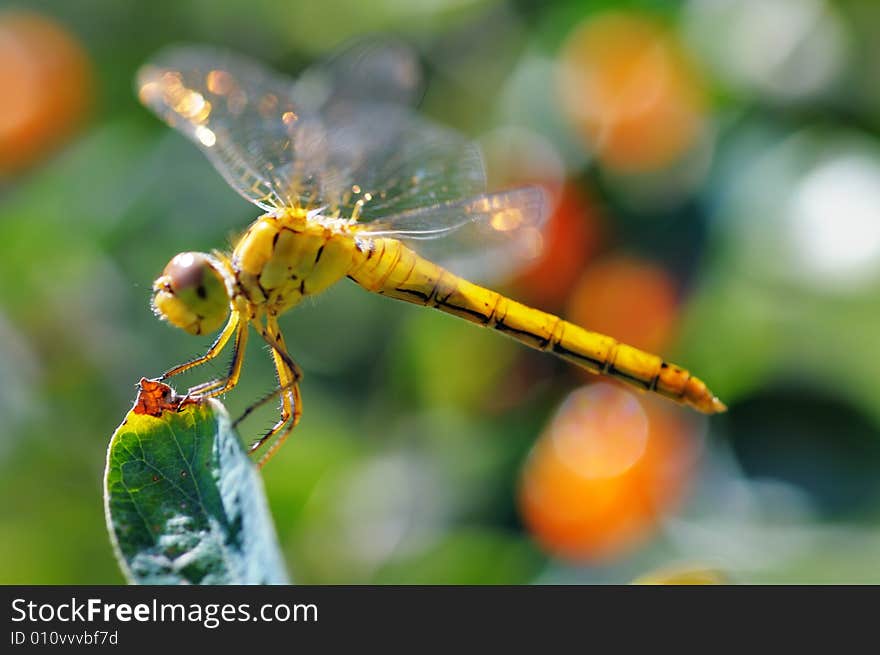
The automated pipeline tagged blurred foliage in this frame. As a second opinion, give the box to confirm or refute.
[1,0,880,584]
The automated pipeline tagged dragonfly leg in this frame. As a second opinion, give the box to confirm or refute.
[233,379,298,430]
[160,311,240,380]
[250,316,304,383]
[187,318,249,398]
[247,388,299,469]
[246,316,303,467]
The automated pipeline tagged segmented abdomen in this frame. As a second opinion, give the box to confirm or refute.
[348,237,725,414]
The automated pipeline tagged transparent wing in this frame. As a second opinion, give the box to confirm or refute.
[357,186,550,282]
[138,45,298,211]
[136,43,485,216]
[311,100,486,221]
[292,37,423,112]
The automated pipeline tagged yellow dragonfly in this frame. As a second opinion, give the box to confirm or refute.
[137,42,725,467]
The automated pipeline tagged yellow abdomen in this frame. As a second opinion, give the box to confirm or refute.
[348,236,725,414]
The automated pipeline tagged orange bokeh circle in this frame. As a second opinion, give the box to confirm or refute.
[519,383,700,563]
[558,11,705,172]
[0,12,92,174]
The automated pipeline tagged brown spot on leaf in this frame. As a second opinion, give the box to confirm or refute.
[132,378,198,417]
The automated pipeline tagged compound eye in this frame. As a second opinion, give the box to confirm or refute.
[152,252,229,335]
[164,252,212,297]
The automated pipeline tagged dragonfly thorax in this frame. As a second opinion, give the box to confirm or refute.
[152,251,231,335]
[230,212,361,316]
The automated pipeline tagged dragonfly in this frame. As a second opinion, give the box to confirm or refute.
[137,42,725,467]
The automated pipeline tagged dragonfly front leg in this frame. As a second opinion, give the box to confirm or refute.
[187,318,249,398]
[160,311,240,381]
[247,316,303,467]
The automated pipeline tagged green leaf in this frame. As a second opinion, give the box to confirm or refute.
[104,379,290,584]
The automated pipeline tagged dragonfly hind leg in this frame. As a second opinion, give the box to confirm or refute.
[245,316,303,467]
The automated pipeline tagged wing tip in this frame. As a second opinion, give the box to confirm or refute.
[507,184,553,227]
[533,185,552,223]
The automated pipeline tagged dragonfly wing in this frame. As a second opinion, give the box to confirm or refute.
[292,38,423,112]
[358,186,550,283]
[138,45,306,211]
[137,44,484,216]
[314,101,486,220]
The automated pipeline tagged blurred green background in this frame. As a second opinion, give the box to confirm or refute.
[2,0,880,584]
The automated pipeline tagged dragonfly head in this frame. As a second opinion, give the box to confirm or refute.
[151,252,230,336]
